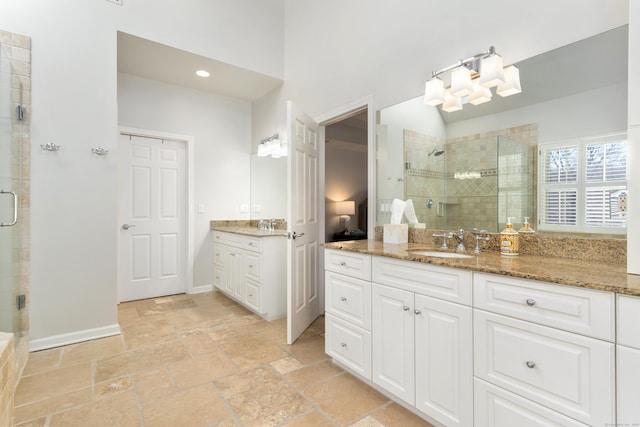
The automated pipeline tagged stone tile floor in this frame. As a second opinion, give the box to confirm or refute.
[14,291,433,426]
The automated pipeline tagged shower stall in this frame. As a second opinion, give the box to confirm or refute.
[0,34,30,346]
[404,133,536,232]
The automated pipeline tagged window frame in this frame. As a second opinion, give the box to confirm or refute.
[538,132,627,235]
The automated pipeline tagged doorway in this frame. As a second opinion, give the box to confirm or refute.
[324,110,369,243]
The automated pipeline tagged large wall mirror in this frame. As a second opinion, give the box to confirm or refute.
[376,25,628,234]
[250,154,287,221]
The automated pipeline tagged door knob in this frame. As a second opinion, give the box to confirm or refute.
[122,224,136,230]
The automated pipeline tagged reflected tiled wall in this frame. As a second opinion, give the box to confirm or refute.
[403,124,537,232]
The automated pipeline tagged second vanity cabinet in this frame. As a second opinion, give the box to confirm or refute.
[617,294,640,425]
[213,230,286,320]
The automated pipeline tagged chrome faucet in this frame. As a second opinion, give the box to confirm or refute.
[448,229,466,251]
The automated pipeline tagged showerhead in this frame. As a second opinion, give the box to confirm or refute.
[428,148,445,157]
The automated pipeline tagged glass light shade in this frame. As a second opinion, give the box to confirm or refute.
[450,67,473,97]
[497,65,522,97]
[424,78,445,106]
[468,80,492,105]
[442,92,463,112]
[479,54,504,88]
[335,200,355,215]
[257,142,268,157]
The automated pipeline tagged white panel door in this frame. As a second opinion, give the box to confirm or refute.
[119,134,186,301]
[287,101,320,344]
[372,283,415,405]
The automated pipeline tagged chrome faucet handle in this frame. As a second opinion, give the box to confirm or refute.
[432,233,448,249]
[473,233,491,253]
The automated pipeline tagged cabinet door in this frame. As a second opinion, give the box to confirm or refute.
[232,250,245,300]
[372,283,415,405]
[415,294,472,427]
[618,345,640,425]
[221,246,235,294]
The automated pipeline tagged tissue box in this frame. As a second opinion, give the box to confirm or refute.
[383,224,408,244]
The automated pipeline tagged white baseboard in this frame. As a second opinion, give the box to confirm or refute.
[29,324,121,352]
[191,283,213,294]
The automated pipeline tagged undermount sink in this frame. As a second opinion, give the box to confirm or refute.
[409,250,474,259]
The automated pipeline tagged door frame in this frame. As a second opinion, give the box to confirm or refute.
[117,126,195,303]
[314,95,375,312]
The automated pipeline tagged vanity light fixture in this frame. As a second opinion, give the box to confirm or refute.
[257,134,287,158]
[195,70,210,77]
[424,46,521,112]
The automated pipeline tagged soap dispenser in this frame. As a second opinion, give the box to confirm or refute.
[518,216,535,234]
[500,217,519,256]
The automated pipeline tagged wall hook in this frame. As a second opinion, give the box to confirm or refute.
[91,147,109,156]
[40,143,60,151]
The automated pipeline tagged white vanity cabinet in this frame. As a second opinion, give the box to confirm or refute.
[212,231,286,320]
[371,256,473,427]
[617,294,640,426]
[324,249,372,379]
[473,273,615,427]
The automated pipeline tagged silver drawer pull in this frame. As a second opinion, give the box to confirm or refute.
[525,360,536,369]
[340,297,347,302]
[403,306,411,311]
[339,261,347,266]
[414,309,422,315]
[526,298,536,306]
[248,293,253,297]
[248,265,253,268]
[340,342,347,348]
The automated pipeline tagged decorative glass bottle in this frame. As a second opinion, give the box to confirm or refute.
[500,217,519,256]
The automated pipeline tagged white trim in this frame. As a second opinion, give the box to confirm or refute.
[29,324,121,352]
[117,126,195,301]
[191,284,213,294]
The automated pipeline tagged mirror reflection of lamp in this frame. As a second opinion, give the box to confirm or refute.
[335,200,355,234]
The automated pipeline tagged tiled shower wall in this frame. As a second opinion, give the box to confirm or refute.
[404,124,537,232]
[0,29,31,426]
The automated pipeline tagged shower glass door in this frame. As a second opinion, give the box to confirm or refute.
[0,45,22,335]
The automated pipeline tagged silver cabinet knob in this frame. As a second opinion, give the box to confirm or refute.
[403,306,411,311]
[340,342,347,348]
[340,296,347,302]
[339,261,347,266]
[526,298,536,306]
[526,360,536,368]
[122,224,136,230]
[414,309,422,315]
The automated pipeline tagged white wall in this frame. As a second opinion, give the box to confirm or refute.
[0,0,283,346]
[117,73,252,290]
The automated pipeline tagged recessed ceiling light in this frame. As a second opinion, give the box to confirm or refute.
[195,70,210,78]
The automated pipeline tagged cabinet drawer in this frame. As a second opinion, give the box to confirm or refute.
[213,231,263,252]
[325,313,371,379]
[474,273,614,341]
[372,256,472,305]
[325,249,371,280]
[245,281,261,312]
[241,236,262,253]
[245,252,261,282]
[474,379,588,427]
[213,264,224,289]
[325,271,371,329]
[618,294,640,349]
[213,244,223,265]
[474,310,614,426]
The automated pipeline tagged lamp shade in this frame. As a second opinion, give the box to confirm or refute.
[468,80,492,105]
[496,65,521,97]
[335,200,355,216]
[442,92,463,112]
[450,67,473,97]
[424,78,445,106]
[479,54,505,88]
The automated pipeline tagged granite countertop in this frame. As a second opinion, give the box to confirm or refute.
[211,225,287,238]
[324,239,640,297]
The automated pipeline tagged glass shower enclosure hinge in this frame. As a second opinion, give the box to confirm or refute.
[16,294,26,310]
[16,105,25,121]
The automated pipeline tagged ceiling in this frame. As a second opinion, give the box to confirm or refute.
[441,25,628,124]
[117,32,283,101]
